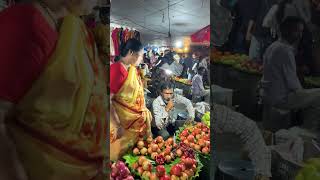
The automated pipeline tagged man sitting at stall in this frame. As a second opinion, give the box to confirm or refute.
[152,81,195,140]
[262,16,320,132]
[192,67,210,103]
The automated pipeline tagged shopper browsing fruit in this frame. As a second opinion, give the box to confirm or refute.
[152,81,195,140]
[110,39,152,161]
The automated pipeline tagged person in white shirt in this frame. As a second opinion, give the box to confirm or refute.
[152,81,195,139]
[192,67,210,103]
[262,16,320,132]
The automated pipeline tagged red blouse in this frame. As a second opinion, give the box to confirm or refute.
[0,4,58,104]
[110,62,128,94]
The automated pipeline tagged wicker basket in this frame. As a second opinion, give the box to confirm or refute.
[271,150,303,180]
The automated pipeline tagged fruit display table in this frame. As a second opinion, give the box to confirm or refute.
[212,62,261,120]
[173,77,192,98]
[211,51,320,120]
[110,122,211,180]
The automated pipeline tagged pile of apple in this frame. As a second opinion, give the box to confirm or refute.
[237,61,263,74]
[131,156,159,179]
[168,157,198,180]
[133,136,177,164]
[110,161,134,180]
[178,123,210,155]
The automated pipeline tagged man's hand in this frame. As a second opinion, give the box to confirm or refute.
[165,100,174,112]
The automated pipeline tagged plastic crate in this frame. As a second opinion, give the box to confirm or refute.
[271,150,303,180]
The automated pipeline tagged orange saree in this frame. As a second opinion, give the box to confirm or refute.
[110,65,152,161]
[7,15,108,180]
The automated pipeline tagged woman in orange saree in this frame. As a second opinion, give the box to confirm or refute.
[0,0,107,180]
[110,39,152,161]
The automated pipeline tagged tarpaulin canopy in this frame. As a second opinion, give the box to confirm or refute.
[190,25,210,45]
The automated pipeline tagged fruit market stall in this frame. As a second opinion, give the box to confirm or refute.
[172,77,192,98]
[109,122,211,180]
[211,50,320,120]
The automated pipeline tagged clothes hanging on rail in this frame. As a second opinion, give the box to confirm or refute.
[110,27,141,57]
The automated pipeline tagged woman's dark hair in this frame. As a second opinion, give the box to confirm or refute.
[276,0,293,24]
[120,38,143,57]
[114,56,121,62]
[280,16,304,42]
[160,81,175,92]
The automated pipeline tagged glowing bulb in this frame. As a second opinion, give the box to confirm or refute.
[165,69,173,75]
[175,41,182,48]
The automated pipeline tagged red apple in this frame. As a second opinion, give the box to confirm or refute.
[194,128,201,135]
[156,136,164,143]
[177,163,186,172]
[166,137,174,145]
[170,165,182,176]
[202,147,209,154]
[187,135,195,142]
[183,158,194,169]
[181,130,189,137]
[164,147,171,155]
[137,167,144,175]
[160,175,171,180]
[156,165,166,177]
